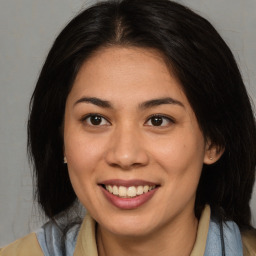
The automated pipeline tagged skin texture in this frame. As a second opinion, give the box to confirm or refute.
[64,47,221,256]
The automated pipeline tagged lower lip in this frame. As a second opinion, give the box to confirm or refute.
[100,186,159,210]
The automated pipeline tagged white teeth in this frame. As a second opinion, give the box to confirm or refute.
[113,185,119,195]
[137,186,144,195]
[127,186,136,197]
[119,186,127,197]
[105,184,156,198]
[143,185,149,193]
[106,185,113,193]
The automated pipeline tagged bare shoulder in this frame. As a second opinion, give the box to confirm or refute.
[0,233,43,256]
[242,228,256,256]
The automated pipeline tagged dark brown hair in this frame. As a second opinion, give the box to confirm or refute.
[28,0,256,229]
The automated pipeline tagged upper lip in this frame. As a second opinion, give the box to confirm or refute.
[99,179,159,187]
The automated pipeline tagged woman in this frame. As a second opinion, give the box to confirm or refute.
[1,0,256,255]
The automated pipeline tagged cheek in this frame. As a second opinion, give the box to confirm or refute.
[159,132,203,157]
[65,142,105,186]
[64,133,105,204]
[151,130,205,178]
[64,122,106,171]
[64,136,105,207]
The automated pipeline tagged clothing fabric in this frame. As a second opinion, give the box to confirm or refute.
[1,205,256,256]
[72,205,243,256]
[204,217,243,255]
[36,220,79,255]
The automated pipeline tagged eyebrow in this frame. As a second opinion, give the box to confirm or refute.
[139,97,184,109]
[74,96,184,109]
[74,97,113,108]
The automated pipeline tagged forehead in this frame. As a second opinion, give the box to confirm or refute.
[68,46,188,107]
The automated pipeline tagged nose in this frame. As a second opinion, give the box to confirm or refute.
[105,124,150,170]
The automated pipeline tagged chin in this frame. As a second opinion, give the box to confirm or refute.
[110,225,155,238]
[99,213,159,238]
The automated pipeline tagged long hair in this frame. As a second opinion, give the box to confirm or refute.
[28,0,256,229]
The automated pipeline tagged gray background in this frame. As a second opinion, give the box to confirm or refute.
[0,0,256,247]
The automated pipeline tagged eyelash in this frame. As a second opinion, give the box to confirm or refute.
[80,113,175,127]
[145,114,175,127]
[80,113,111,126]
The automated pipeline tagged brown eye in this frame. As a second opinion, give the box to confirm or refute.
[145,115,174,127]
[83,114,110,126]
[90,115,102,125]
[151,116,163,126]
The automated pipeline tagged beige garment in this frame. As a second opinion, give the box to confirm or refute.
[1,205,256,256]
[242,229,256,256]
[0,233,44,256]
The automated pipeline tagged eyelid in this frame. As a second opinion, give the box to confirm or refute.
[80,113,111,126]
[144,114,175,126]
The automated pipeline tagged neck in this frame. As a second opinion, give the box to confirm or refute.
[96,210,198,256]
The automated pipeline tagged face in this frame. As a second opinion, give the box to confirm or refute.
[64,47,213,238]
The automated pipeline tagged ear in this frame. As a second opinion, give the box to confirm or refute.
[203,140,225,165]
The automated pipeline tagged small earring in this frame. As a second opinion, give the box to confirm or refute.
[64,156,67,164]
[209,155,213,160]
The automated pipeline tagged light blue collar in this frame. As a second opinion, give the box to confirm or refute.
[204,217,243,256]
[36,219,79,256]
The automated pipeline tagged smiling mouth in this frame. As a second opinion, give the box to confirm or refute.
[102,184,157,198]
